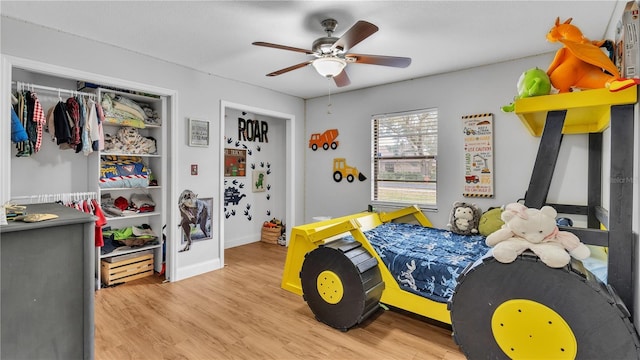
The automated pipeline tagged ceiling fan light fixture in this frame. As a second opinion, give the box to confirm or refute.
[312,57,346,78]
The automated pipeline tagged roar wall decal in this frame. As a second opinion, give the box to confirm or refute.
[238,116,269,143]
[226,113,279,223]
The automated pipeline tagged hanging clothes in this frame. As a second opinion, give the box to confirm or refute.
[14,91,32,157]
[66,97,82,152]
[30,91,46,153]
[10,106,28,143]
[96,100,105,151]
[91,199,107,247]
[53,101,73,147]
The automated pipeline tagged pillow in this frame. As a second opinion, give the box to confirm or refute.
[479,207,505,236]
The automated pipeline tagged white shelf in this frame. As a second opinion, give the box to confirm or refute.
[102,122,162,129]
[94,87,167,289]
[100,243,162,259]
[99,186,161,192]
[105,211,160,221]
[100,152,160,157]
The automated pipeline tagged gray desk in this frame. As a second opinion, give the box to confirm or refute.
[1,203,95,360]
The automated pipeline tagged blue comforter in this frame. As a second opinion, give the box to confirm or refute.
[353,222,491,303]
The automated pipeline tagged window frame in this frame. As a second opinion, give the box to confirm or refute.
[370,108,438,210]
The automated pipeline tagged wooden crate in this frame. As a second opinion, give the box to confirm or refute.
[261,226,282,244]
[101,253,154,286]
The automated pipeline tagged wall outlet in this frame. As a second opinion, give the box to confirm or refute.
[191,164,198,175]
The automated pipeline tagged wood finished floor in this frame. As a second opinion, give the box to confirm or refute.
[95,241,466,360]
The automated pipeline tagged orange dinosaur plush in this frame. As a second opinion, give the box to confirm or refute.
[546,17,638,92]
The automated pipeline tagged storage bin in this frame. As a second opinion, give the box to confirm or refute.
[261,226,282,244]
[101,253,154,286]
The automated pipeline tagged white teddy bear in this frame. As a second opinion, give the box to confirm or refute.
[485,203,590,268]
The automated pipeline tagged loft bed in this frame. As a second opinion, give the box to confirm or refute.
[281,86,640,358]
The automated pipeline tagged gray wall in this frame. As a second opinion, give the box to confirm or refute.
[1,17,306,281]
[304,53,589,228]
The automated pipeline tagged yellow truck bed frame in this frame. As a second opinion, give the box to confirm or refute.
[281,205,452,325]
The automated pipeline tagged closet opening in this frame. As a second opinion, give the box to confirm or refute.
[219,101,296,265]
[1,55,178,288]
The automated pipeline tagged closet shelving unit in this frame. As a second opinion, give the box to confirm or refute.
[91,88,167,289]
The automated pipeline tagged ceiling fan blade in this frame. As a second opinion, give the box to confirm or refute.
[330,20,379,52]
[252,41,314,55]
[346,53,411,68]
[333,70,351,87]
[266,61,313,76]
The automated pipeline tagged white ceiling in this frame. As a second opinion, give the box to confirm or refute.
[0,1,622,99]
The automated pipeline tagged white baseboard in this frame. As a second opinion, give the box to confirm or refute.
[224,234,260,249]
[174,258,221,282]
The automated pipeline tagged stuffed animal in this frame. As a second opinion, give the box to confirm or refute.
[546,17,639,93]
[486,203,590,268]
[447,201,482,235]
[501,67,552,112]
[478,207,505,237]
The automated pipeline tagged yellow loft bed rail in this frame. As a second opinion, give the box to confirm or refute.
[514,86,637,136]
[280,206,455,325]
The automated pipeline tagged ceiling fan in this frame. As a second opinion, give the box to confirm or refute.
[252,18,411,87]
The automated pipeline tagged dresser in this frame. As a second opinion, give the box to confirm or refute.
[1,203,95,359]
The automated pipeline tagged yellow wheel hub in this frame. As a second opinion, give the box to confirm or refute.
[317,270,344,304]
[491,299,577,359]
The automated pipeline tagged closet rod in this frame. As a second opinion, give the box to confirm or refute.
[11,191,98,205]
[12,81,96,98]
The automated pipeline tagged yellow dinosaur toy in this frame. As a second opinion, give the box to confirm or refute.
[546,17,638,92]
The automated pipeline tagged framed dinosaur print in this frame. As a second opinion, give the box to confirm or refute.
[252,170,266,192]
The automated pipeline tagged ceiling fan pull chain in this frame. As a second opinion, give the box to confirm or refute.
[327,80,332,115]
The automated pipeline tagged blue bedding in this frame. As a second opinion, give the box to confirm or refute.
[351,222,491,303]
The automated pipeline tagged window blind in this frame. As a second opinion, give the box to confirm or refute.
[371,108,438,206]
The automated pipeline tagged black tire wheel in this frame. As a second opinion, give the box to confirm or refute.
[331,142,338,150]
[300,239,385,331]
[333,171,342,182]
[311,144,318,151]
[449,251,640,359]
[323,143,329,150]
[347,174,354,183]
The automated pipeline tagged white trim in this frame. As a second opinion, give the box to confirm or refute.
[219,100,296,261]
[1,55,179,283]
[224,233,262,249]
[175,258,221,281]
[1,56,12,205]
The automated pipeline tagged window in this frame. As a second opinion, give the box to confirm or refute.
[371,108,438,208]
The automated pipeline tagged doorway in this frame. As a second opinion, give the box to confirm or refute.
[219,101,296,265]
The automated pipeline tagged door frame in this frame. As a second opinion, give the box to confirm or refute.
[219,101,296,263]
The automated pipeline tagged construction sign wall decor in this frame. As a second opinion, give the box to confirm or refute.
[462,113,494,198]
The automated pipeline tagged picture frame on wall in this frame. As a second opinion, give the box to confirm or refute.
[188,118,210,147]
[252,170,266,192]
[181,197,213,244]
[224,148,247,177]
